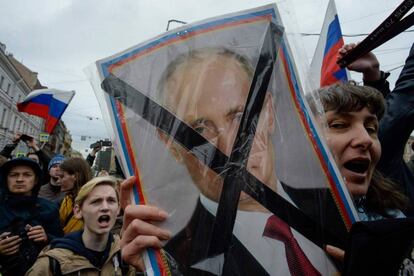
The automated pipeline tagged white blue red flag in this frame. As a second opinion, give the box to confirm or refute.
[17,88,75,133]
[310,0,349,87]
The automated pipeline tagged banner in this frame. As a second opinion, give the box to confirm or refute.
[93,4,358,275]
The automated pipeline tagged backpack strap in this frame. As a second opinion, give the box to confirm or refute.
[48,256,62,276]
[116,251,130,275]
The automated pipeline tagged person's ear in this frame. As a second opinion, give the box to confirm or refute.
[156,129,184,163]
[74,204,82,219]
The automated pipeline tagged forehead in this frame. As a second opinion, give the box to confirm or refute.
[164,55,251,112]
[86,184,117,200]
[8,165,35,174]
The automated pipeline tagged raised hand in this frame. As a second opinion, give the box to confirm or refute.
[121,205,171,270]
[338,43,381,82]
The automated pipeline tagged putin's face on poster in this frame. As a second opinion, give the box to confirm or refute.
[157,48,277,212]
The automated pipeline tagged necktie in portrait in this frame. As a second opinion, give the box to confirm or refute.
[263,215,322,276]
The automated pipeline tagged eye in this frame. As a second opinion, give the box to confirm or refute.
[108,198,117,203]
[192,119,217,140]
[90,199,100,205]
[328,120,348,129]
[192,119,207,135]
[365,123,378,135]
[194,125,206,135]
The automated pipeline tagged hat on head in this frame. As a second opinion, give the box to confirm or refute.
[48,154,65,171]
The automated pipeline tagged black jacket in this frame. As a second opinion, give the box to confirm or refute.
[375,43,414,216]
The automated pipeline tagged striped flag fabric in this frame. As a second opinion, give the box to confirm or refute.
[17,88,75,133]
[310,0,349,87]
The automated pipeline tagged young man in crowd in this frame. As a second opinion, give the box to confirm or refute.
[27,176,135,275]
[0,157,62,276]
[39,154,66,206]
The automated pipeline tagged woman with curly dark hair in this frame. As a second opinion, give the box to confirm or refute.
[317,83,408,220]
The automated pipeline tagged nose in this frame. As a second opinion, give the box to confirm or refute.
[351,126,373,150]
[216,127,237,157]
[100,200,110,211]
[16,174,24,181]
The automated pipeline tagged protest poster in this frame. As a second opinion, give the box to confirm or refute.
[92,4,359,275]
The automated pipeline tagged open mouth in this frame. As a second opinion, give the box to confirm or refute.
[98,215,110,224]
[344,159,370,174]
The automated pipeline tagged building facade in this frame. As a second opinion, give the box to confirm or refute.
[0,42,72,156]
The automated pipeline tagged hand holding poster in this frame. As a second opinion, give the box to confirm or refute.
[92,4,358,275]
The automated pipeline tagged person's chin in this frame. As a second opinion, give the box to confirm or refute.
[90,226,112,235]
[346,181,369,199]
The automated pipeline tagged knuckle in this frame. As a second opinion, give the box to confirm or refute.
[131,219,142,230]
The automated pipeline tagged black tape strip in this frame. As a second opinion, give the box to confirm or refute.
[207,22,281,255]
[370,12,414,52]
[101,73,346,250]
[338,0,414,68]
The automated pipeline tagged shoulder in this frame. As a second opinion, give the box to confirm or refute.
[110,234,122,254]
[26,247,74,276]
[36,197,60,213]
[38,184,51,194]
[26,252,52,276]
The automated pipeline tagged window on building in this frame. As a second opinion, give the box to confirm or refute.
[1,108,7,127]
[18,119,22,131]
[6,83,11,94]
[12,116,17,131]
[0,76,4,90]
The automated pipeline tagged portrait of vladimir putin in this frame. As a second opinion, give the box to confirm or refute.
[154,47,338,275]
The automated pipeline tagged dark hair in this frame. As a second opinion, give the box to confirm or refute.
[365,170,408,217]
[317,83,408,215]
[59,157,92,198]
[317,82,385,120]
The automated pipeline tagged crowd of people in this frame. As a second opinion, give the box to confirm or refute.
[0,41,412,275]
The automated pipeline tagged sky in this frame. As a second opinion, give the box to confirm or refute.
[0,0,412,154]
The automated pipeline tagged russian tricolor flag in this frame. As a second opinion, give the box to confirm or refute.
[17,89,75,133]
[310,0,349,87]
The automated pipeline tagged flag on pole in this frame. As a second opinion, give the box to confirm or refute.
[17,88,75,133]
[310,0,349,87]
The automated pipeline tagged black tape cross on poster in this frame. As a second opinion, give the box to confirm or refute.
[102,21,346,272]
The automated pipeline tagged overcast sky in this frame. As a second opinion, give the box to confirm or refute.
[0,0,412,154]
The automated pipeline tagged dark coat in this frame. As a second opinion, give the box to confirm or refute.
[0,158,63,276]
[376,43,414,216]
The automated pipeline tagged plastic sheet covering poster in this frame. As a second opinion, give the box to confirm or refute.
[94,4,359,276]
